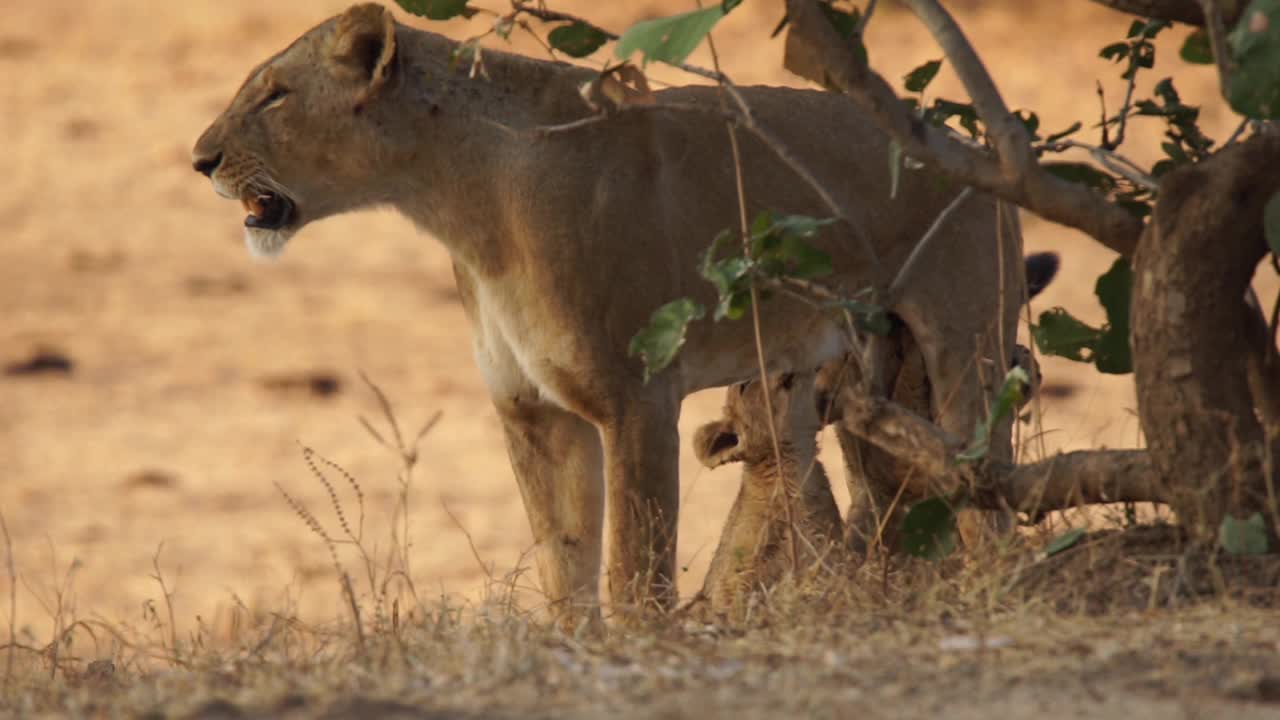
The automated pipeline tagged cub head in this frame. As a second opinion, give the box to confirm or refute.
[191,3,402,258]
[693,372,821,469]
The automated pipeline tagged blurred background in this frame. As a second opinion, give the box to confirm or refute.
[0,1,1262,635]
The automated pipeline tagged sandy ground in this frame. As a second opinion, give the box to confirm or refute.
[0,0,1272,635]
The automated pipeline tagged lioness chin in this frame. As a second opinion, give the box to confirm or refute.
[193,3,1028,626]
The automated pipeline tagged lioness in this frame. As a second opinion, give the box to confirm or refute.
[192,3,1025,622]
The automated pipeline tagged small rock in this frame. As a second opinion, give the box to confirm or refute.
[3,349,73,377]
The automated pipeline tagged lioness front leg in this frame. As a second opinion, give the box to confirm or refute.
[495,399,605,629]
[599,390,681,616]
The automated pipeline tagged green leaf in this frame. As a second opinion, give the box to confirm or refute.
[1033,308,1101,363]
[1100,42,1130,62]
[1016,110,1041,140]
[1229,1,1280,118]
[1265,190,1280,257]
[1129,18,1170,40]
[926,98,981,138]
[888,140,903,199]
[395,0,474,21]
[1031,259,1133,375]
[628,299,706,383]
[1044,528,1086,557]
[830,298,892,336]
[700,230,753,321]
[1219,512,1270,556]
[548,22,609,58]
[764,214,836,239]
[614,1,740,67]
[904,59,942,93]
[1043,162,1117,193]
[702,255,751,298]
[902,498,957,561]
[747,212,836,280]
[958,366,1028,462]
[1093,258,1133,374]
[1180,28,1214,64]
[778,236,833,278]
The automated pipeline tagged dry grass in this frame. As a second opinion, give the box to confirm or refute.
[2,537,1278,719]
[2,385,1278,719]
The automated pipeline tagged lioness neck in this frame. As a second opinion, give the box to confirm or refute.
[378,27,594,271]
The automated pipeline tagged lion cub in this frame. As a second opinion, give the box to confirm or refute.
[692,371,844,619]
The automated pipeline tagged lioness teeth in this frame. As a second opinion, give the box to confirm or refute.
[241,194,270,218]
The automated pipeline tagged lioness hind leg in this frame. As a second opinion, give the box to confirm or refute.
[901,316,1018,549]
[496,400,605,630]
[599,392,681,618]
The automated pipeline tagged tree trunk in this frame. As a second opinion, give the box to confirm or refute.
[1131,133,1280,542]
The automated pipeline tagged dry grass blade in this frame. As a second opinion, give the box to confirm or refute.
[149,544,179,659]
[441,502,494,584]
[273,481,341,571]
[299,444,364,543]
[0,510,13,690]
[358,369,406,453]
[413,410,444,449]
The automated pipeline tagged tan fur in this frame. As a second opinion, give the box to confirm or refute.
[692,372,843,621]
[191,4,1024,625]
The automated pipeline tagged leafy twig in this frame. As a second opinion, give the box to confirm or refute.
[782,0,1143,255]
[705,23,801,575]
[1041,139,1159,191]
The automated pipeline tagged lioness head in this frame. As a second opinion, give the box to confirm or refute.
[191,4,401,258]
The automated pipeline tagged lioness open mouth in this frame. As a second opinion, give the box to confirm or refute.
[241,191,295,231]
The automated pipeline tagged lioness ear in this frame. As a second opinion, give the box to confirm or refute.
[693,421,743,469]
[327,3,398,108]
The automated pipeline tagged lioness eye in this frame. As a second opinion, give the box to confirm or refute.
[259,87,289,110]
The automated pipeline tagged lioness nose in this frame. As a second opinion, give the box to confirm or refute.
[192,152,223,177]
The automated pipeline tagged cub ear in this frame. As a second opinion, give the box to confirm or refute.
[327,3,398,107]
[693,420,744,469]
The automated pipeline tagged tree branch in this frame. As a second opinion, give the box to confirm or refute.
[835,389,1168,515]
[783,0,1145,257]
[902,0,1035,176]
[1197,0,1235,99]
[1089,0,1244,26]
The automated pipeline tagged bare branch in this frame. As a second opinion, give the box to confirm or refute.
[835,388,1168,514]
[783,0,1144,256]
[887,187,974,305]
[858,0,878,34]
[1043,140,1159,191]
[1197,0,1235,99]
